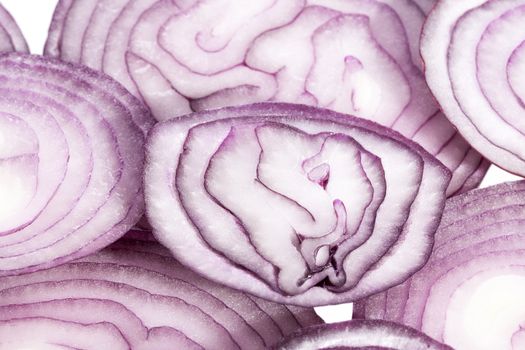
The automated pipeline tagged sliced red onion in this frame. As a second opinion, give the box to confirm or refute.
[412,0,436,15]
[0,3,28,53]
[354,181,525,350]
[0,53,153,276]
[144,103,450,306]
[45,0,487,196]
[272,320,451,350]
[121,228,157,242]
[0,237,321,349]
[421,0,525,178]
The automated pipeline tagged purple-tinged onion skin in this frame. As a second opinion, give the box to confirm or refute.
[0,237,321,349]
[272,320,452,350]
[0,53,153,276]
[422,0,525,179]
[145,103,450,306]
[355,181,525,350]
[45,0,486,196]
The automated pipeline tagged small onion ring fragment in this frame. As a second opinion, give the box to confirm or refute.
[0,3,28,53]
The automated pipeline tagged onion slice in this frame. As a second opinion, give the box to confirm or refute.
[421,0,525,178]
[272,320,451,350]
[354,181,525,350]
[0,236,321,349]
[0,3,28,53]
[145,103,450,306]
[0,53,153,276]
[412,0,436,15]
[45,0,487,196]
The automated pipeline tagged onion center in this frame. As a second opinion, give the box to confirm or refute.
[0,114,38,224]
[444,273,525,350]
[0,164,36,221]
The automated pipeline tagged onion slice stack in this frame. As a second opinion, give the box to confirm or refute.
[145,103,450,306]
[45,0,487,196]
[273,320,452,350]
[354,181,525,350]
[0,236,321,349]
[0,3,28,53]
[422,0,525,177]
[0,53,153,276]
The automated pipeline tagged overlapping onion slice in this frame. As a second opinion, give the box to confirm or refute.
[412,0,436,15]
[0,3,27,53]
[144,103,450,306]
[354,181,525,350]
[421,0,525,178]
[45,0,487,196]
[0,236,321,349]
[0,53,154,276]
[273,320,451,350]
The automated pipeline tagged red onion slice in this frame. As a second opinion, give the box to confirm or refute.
[0,53,153,276]
[412,0,436,15]
[0,3,28,53]
[0,317,136,350]
[354,181,525,350]
[0,237,321,349]
[421,0,525,178]
[273,320,451,350]
[45,0,487,196]
[145,103,450,306]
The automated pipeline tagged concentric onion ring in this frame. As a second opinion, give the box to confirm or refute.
[422,0,525,178]
[45,0,487,196]
[273,320,451,350]
[0,53,154,276]
[0,236,321,349]
[354,181,525,350]
[145,103,450,306]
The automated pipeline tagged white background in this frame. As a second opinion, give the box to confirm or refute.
[2,0,521,323]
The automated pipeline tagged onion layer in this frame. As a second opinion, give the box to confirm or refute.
[354,181,525,350]
[0,236,321,349]
[45,0,486,196]
[273,320,451,350]
[0,53,153,276]
[422,0,525,178]
[145,103,450,306]
[0,3,28,53]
